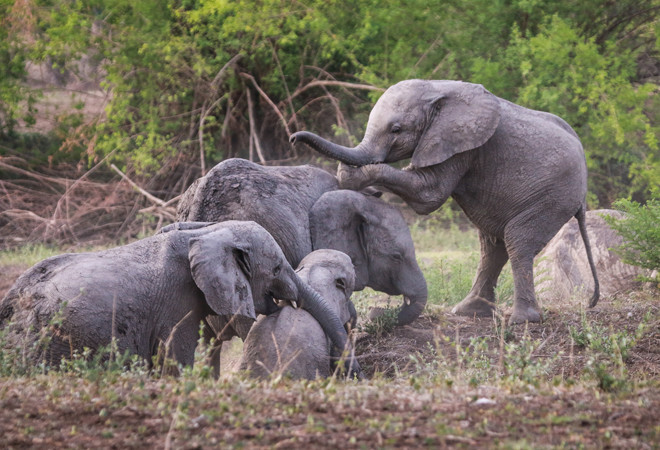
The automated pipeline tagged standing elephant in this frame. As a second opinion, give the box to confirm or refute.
[240,249,357,380]
[0,221,362,377]
[291,79,600,324]
[177,158,427,327]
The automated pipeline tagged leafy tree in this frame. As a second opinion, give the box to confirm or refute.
[0,0,39,134]
[2,0,658,205]
[479,16,658,205]
[604,199,660,282]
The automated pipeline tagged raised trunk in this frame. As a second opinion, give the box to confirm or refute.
[296,276,365,379]
[290,131,378,166]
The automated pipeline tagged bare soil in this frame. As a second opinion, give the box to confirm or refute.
[1,261,658,448]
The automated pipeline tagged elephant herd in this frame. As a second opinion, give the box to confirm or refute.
[0,79,601,380]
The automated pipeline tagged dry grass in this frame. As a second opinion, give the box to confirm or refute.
[1,226,659,447]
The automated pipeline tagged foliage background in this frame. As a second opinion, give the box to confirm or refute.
[1,0,658,205]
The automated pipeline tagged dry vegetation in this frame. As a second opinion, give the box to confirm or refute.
[0,189,658,447]
[0,159,174,249]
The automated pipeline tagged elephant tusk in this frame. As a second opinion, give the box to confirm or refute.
[273,297,299,309]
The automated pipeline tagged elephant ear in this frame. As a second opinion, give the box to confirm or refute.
[310,190,372,290]
[188,229,256,320]
[412,81,501,168]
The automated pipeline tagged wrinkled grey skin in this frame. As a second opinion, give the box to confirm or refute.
[239,249,357,380]
[291,79,600,324]
[177,158,427,327]
[0,221,362,378]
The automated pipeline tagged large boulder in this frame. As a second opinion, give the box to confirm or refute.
[535,209,652,302]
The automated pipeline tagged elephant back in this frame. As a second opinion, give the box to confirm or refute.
[176,158,338,266]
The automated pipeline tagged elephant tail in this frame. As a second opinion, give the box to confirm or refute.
[575,205,600,308]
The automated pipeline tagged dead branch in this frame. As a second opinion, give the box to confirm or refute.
[240,72,292,136]
[292,79,384,99]
[110,164,166,207]
[245,88,267,164]
[198,54,242,176]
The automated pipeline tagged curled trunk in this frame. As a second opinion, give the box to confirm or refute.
[296,276,365,379]
[397,291,428,326]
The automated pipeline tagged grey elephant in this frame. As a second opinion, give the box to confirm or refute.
[176,158,427,327]
[0,221,362,377]
[240,249,356,380]
[291,79,600,324]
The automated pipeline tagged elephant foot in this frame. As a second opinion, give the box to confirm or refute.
[509,300,542,324]
[451,295,496,318]
[337,162,374,191]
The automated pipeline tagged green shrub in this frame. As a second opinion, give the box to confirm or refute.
[604,199,660,282]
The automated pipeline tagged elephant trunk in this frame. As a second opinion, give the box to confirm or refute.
[296,277,365,379]
[397,294,428,326]
[347,300,358,331]
[290,131,378,166]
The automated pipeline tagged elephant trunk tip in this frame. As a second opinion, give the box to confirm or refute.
[289,131,309,145]
[396,294,428,327]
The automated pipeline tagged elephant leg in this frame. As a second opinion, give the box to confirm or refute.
[337,162,466,215]
[506,251,542,324]
[166,314,205,370]
[452,232,508,318]
[504,219,546,324]
[202,319,223,378]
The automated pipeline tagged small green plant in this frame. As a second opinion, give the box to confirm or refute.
[422,253,479,306]
[502,332,556,387]
[604,199,660,283]
[360,306,399,337]
[572,310,652,391]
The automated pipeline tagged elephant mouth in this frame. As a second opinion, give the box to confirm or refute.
[266,292,301,313]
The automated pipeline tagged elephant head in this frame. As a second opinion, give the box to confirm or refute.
[295,249,357,330]
[309,191,428,326]
[185,221,363,376]
[239,249,358,380]
[290,79,501,168]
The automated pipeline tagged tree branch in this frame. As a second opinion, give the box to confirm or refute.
[240,72,292,136]
[110,164,166,207]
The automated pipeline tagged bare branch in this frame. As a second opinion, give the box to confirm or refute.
[240,72,292,136]
[292,80,384,99]
[246,88,267,165]
[110,164,166,207]
[198,54,243,175]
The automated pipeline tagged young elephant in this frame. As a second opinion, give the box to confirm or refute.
[0,221,362,377]
[239,249,357,380]
[177,158,427,327]
[291,79,600,324]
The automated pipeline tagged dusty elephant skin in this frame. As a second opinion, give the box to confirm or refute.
[0,221,362,378]
[176,158,427,328]
[291,79,600,324]
[240,249,357,380]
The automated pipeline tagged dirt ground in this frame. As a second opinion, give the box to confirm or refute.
[1,262,659,448]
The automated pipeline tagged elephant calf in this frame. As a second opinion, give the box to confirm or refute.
[239,249,357,380]
[0,221,362,378]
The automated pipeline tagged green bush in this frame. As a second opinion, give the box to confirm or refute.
[604,199,660,282]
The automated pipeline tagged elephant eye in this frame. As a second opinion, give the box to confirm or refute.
[273,264,281,276]
[390,253,403,262]
[335,278,347,291]
[390,123,402,134]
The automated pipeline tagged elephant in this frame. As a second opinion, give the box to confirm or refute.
[176,158,427,327]
[239,249,357,380]
[290,79,600,324]
[0,221,362,377]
